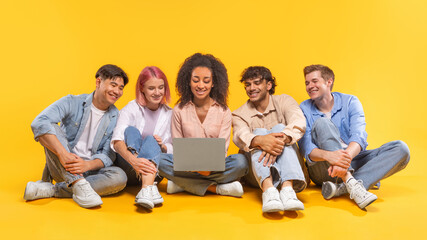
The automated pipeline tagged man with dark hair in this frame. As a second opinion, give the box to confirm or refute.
[232,66,307,212]
[299,64,410,209]
[24,64,129,208]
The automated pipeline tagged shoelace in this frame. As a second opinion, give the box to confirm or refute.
[78,181,95,197]
[349,180,367,200]
[150,185,160,198]
[266,190,281,201]
[282,189,297,200]
[141,188,151,198]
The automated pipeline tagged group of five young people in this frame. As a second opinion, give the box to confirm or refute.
[24,53,410,213]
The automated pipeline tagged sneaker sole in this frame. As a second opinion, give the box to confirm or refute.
[321,182,336,200]
[152,198,164,205]
[23,182,34,200]
[136,201,154,209]
[262,206,285,213]
[358,195,378,209]
[284,205,305,211]
[73,195,103,208]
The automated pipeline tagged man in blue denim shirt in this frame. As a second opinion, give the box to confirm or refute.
[24,64,129,208]
[299,64,410,209]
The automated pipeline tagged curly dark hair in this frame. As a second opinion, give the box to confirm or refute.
[176,53,229,109]
[240,66,276,94]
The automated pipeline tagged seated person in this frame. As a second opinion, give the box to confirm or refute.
[232,66,307,212]
[158,53,248,197]
[299,64,410,209]
[24,64,129,208]
[112,66,172,210]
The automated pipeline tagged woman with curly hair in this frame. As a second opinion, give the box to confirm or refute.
[111,66,172,210]
[158,53,248,197]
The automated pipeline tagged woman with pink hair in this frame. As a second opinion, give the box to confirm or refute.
[111,66,172,210]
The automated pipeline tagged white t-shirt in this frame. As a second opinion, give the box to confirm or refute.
[72,104,106,160]
[111,100,173,153]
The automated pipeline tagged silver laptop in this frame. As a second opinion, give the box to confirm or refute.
[173,138,226,171]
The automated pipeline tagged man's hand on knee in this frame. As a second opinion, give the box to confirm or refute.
[58,152,79,169]
[251,133,285,155]
[325,150,351,169]
[65,156,90,175]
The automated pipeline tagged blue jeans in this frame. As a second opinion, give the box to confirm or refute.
[308,117,410,189]
[41,124,127,197]
[158,153,248,196]
[251,124,306,192]
[114,126,162,185]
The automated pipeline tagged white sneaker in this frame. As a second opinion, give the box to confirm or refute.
[135,187,154,209]
[280,187,304,211]
[216,181,244,197]
[345,178,377,209]
[150,184,164,205]
[166,180,184,194]
[322,181,348,200]
[262,187,284,213]
[72,179,103,208]
[24,180,55,200]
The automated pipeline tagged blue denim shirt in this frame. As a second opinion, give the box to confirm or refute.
[298,92,368,164]
[31,93,118,167]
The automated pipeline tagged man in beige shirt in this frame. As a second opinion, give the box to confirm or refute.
[232,66,307,213]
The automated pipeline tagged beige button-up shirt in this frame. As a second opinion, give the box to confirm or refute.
[172,101,232,151]
[232,94,306,152]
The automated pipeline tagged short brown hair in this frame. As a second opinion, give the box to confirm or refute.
[303,64,335,90]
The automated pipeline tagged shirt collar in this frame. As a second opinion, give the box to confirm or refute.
[187,100,220,107]
[247,95,275,118]
[310,92,343,116]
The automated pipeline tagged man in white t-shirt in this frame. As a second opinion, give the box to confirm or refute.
[24,64,129,208]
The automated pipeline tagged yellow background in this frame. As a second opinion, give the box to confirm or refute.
[1,0,426,239]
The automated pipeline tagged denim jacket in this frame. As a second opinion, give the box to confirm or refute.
[298,92,368,164]
[31,93,118,167]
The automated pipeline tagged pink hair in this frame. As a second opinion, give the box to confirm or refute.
[135,66,171,106]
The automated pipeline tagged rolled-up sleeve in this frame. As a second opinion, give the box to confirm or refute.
[163,110,173,153]
[298,102,318,165]
[92,137,116,167]
[232,113,256,152]
[280,95,306,145]
[347,96,368,150]
[110,104,134,152]
[31,95,73,141]
[298,118,318,166]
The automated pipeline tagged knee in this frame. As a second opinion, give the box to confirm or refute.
[313,117,331,128]
[253,128,268,136]
[109,167,128,190]
[231,154,249,176]
[394,140,410,166]
[271,123,286,133]
[124,126,140,138]
[142,135,158,145]
[312,117,336,134]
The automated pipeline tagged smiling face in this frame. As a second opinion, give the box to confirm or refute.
[244,77,272,104]
[93,77,124,110]
[141,77,165,110]
[305,70,332,101]
[190,66,213,102]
